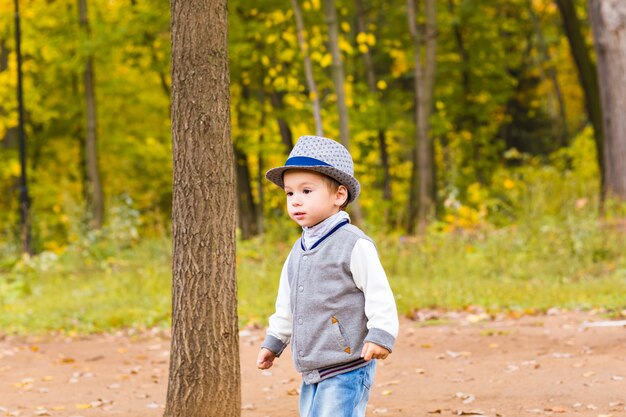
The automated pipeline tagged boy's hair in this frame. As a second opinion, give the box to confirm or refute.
[320,174,350,210]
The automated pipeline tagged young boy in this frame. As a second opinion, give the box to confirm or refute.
[257,135,399,417]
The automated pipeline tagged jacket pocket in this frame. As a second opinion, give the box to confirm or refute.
[330,315,352,354]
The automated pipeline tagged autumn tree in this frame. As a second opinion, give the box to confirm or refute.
[555,0,605,197]
[407,0,437,234]
[164,0,240,415]
[78,0,104,230]
[588,0,626,201]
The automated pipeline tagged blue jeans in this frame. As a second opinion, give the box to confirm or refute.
[299,361,376,417]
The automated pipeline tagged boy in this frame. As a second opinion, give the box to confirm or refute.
[257,135,399,417]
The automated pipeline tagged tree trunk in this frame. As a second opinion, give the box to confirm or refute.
[323,0,364,224]
[166,0,240,415]
[323,0,350,149]
[291,0,323,136]
[407,0,437,235]
[270,91,295,154]
[527,0,568,146]
[78,0,104,230]
[555,0,605,198]
[588,0,626,200]
[235,146,259,240]
[355,0,392,222]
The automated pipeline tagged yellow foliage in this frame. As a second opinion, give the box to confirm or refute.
[389,49,409,77]
[376,80,387,90]
[503,179,515,190]
[341,22,351,33]
[320,53,333,68]
[358,44,369,54]
[338,37,354,54]
[282,31,297,46]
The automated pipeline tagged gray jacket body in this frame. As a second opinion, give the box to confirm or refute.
[263,223,395,384]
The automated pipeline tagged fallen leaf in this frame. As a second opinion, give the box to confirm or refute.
[488,343,499,349]
[611,375,624,381]
[583,371,596,377]
[427,410,442,414]
[383,380,401,386]
[455,410,485,416]
[373,409,388,414]
[146,402,160,409]
[286,388,299,396]
[416,368,425,374]
[381,390,392,396]
[75,404,91,410]
[241,403,256,410]
[545,406,567,413]
[41,376,54,382]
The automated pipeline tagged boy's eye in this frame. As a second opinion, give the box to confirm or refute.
[303,189,312,194]
[286,191,293,197]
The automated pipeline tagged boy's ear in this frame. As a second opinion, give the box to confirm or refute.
[335,185,349,207]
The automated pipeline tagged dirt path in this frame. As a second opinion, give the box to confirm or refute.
[1,312,624,417]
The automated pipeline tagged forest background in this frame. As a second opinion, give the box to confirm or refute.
[0,0,624,334]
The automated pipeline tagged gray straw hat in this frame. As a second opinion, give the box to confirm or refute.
[266,135,360,203]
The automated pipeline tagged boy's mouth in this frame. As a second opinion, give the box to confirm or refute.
[293,211,306,217]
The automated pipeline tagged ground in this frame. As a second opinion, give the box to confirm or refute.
[1,311,625,417]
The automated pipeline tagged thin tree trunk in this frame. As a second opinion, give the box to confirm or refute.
[555,0,605,199]
[291,0,323,136]
[355,0,392,215]
[165,0,240,414]
[588,0,626,200]
[235,146,259,240]
[270,91,295,154]
[323,0,364,224]
[407,0,437,235]
[78,0,104,230]
[323,0,349,148]
[257,134,265,235]
[528,0,568,146]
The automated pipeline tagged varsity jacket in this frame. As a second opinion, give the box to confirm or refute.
[261,219,399,384]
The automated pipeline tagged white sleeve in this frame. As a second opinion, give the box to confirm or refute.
[266,254,293,345]
[350,239,399,338]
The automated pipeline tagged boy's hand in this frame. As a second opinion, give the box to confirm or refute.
[256,348,276,369]
[361,342,390,361]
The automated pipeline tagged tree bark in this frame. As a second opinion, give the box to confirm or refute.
[588,0,626,200]
[323,0,364,224]
[78,0,104,230]
[555,0,605,198]
[407,0,437,235]
[165,0,240,415]
[291,0,324,136]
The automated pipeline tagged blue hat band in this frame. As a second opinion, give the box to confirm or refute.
[285,156,332,167]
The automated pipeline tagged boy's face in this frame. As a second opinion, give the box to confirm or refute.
[283,170,348,228]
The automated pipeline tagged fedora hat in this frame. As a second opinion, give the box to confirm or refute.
[266,136,360,203]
